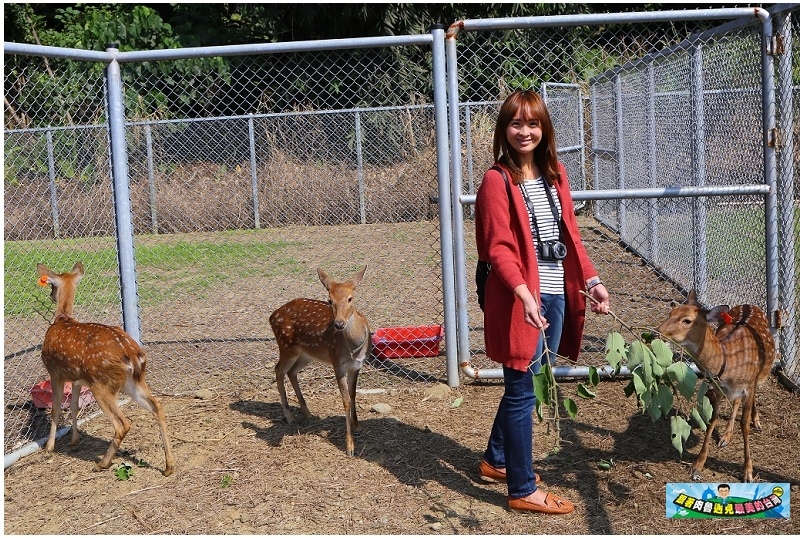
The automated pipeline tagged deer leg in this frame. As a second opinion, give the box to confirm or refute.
[718,396,740,449]
[45,377,66,454]
[68,381,83,447]
[740,388,756,482]
[692,387,720,481]
[287,357,312,419]
[126,379,175,477]
[751,394,762,431]
[335,371,355,457]
[91,385,131,471]
[275,354,298,424]
[348,368,360,433]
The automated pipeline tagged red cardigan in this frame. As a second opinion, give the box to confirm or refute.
[475,162,598,371]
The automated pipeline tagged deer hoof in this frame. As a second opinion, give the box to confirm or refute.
[691,470,703,481]
[717,439,729,449]
[162,466,174,477]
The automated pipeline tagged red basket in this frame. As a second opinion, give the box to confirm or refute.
[372,325,444,360]
[30,379,95,410]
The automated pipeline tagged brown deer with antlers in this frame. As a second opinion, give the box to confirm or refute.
[269,266,371,456]
[657,290,775,482]
[37,262,175,476]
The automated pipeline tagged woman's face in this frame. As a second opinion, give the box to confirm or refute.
[505,111,542,158]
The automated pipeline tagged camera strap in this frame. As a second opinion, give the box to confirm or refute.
[518,177,561,245]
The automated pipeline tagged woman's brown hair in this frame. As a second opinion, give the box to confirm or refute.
[492,90,560,185]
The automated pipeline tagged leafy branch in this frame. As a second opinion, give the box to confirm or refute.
[579,290,716,457]
[532,327,600,451]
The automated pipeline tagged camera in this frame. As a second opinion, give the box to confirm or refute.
[537,240,567,261]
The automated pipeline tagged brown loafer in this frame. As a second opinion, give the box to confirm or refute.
[478,460,540,485]
[508,491,574,515]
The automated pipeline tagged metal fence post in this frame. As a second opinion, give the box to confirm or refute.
[355,110,366,224]
[614,73,625,233]
[248,114,260,229]
[773,7,798,387]
[646,62,659,263]
[759,12,781,338]
[145,123,158,234]
[105,44,141,342]
[45,129,60,238]
[690,41,709,300]
[431,23,459,387]
[464,105,476,218]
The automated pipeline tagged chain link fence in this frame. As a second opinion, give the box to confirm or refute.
[5,7,799,460]
[449,8,799,382]
[776,7,800,389]
[4,37,448,456]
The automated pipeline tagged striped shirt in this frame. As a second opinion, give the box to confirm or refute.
[519,178,565,295]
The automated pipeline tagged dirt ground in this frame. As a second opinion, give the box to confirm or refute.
[5,218,799,535]
[4,368,799,535]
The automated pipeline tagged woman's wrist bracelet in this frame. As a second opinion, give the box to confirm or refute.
[587,279,603,291]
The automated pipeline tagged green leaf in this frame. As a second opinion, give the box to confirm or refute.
[651,339,674,368]
[651,358,664,379]
[632,369,648,396]
[641,343,654,386]
[605,332,625,370]
[588,365,600,388]
[647,400,662,422]
[114,462,134,481]
[666,362,699,401]
[534,400,544,422]
[690,407,707,431]
[623,379,636,398]
[577,383,596,399]
[670,415,691,456]
[562,398,578,419]
[655,384,674,419]
[450,395,463,408]
[533,370,551,407]
[696,382,713,423]
[627,340,645,369]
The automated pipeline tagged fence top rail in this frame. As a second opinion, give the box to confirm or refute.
[460,184,772,206]
[447,8,769,37]
[4,33,434,64]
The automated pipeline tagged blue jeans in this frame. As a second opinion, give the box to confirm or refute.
[483,293,565,498]
[531,293,566,375]
[484,364,537,498]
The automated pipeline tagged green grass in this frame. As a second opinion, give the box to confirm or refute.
[4,232,300,316]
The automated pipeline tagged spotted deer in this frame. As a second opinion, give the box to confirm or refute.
[657,290,775,482]
[269,266,371,456]
[37,262,175,476]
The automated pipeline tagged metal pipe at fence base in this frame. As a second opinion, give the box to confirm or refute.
[3,426,70,470]
[460,362,702,380]
[3,404,115,470]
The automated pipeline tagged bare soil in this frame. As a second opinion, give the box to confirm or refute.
[3,371,798,535]
[4,218,799,535]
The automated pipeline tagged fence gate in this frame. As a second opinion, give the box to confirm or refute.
[444,7,798,388]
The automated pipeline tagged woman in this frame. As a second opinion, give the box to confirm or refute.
[475,90,610,515]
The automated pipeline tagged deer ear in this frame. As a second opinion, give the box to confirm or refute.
[707,305,731,323]
[687,290,698,305]
[351,265,367,287]
[317,268,331,290]
[37,263,53,277]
